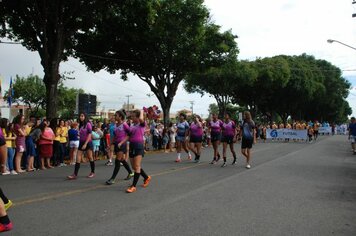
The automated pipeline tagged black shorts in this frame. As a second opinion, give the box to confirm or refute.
[314,130,319,135]
[190,136,202,143]
[114,142,127,153]
[0,138,5,147]
[211,133,221,142]
[241,138,253,149]
[222,135,234,144]
[129,142,145,158]
[78,141,93,151]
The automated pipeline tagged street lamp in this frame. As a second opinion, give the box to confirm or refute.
[327,39,356,51]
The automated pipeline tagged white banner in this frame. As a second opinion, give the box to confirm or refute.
[318,127,332,134]
[266,129,308,140]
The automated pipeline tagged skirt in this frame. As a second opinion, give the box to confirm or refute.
[40,144,53,158]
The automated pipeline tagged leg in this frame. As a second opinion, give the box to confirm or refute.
[7,148,14,172]
[14,152,24,173]
[229,143,237,164]
[0,145,7,174]
[40,157,46,170]
[0,198,12,232]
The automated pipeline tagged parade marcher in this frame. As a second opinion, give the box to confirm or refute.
[67,113,95,180]
[106,110,134,185]
[175,113,191,163]
[0,188,13,233]
[348,117,356,154]
[208,113,223,164]
[189,115,203,163]
[221,113,237,167]
[240,111,256,169]
[126,110,151,193]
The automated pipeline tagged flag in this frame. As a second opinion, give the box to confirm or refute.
[8,77,13,107]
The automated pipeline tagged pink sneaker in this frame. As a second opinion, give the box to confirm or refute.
[175,158,181,163]
[87,172,95,178]
[67,174,77,180]
[0,222,13,232]
[188,153,192,160]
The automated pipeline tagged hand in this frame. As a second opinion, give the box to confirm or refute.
[253,140,257,144]
[82,144,87,150]
[118,143,122,148]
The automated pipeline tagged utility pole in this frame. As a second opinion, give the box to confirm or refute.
[126,95,132,111]
[189,101,195,115]
[353,1,356,18]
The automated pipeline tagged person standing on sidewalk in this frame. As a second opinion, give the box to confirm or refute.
[240,111,256,169]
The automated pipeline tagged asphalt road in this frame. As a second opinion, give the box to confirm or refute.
[1,135,355,236]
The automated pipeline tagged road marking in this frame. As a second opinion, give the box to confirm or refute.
[12,140,316,207]
[13,163,207,207]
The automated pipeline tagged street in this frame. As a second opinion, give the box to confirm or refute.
[1,135,355,236]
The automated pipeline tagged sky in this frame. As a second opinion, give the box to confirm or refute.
[0,0,356,117]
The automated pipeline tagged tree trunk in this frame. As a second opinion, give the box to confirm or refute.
[43,68,60,119]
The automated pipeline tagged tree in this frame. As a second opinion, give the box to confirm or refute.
[208,104,219,116]
[0,0,102,118]
[5,74,84,118]
[75,0,210,126]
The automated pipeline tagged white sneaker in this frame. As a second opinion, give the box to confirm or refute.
[246,164,251,169]
[1,170,10,175]
[10,170,18,175]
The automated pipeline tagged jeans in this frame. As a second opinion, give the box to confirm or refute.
[7,148,15,171]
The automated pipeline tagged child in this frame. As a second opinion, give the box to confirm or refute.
[162,128,169,153]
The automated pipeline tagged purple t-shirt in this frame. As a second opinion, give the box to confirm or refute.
[209,120,223,134]
[129,121,146,144]
[114,122,130,143]
[190,122,203,138]
[79,122,92,143]
[222,121,236,137]
[0,128,4,140]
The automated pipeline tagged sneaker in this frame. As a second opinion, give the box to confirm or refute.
[142,176,152,188]
[67,174,77,180]
[187,153,192,160]
[59,163,67,167]
[124,173,134,180]
[246,164,251,169]
[126,186,137,193]
[4,200,13,211]
[106,179,115,185]
[105,161,113,166]
[1,170,10,176]
[10,170,18,175]
[0,222,13,232]
[209,159,216,164]
[221,162,227,168]
[87,172,95,178]
[232,159,237,165]
[194,159,200,163]
[175,158,181,163]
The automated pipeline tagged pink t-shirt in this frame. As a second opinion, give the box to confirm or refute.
[114,122,130,143]
[39,127,54,145]
[209,120,223,134]
[79,122,92,143]
[129,122,146,144]
[222,120,236,137]
[190,122,203,138]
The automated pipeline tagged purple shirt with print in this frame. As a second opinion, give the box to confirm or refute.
[209,120,223,135]
[190,122,203,138]
[79,122,92,143]
[129,121,146,144]
[222,121,236,137]
[114,122,130,143]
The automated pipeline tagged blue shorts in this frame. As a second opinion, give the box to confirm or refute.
[78,141,93,151]
[221,136,234,144]
[190,136,202,143]
[129,142,144,158]
[26,136,36,157]
[176,135,186,142]
[114,142,127,153]
[211,133,221,142]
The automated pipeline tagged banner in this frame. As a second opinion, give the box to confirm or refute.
[266,129,308,140]
[318,127,332,135]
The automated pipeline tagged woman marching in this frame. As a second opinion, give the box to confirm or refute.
[221,113,237,167]
[126,110,151,193]
[67,113,95,180]
[106,110,134,185]
[0,188,13,232]
[189,115,204,163]
[208,113,223,164]
[240,111,256,169]
[175,113,191,163]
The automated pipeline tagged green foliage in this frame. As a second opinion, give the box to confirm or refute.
[75,0,213,126]
[5,75,84,118]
